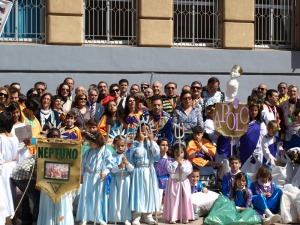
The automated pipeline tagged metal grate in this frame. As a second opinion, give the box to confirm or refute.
[255,0,295,49]
[84,0,137,45]
[0,0,46,43]
[173,0,221,48]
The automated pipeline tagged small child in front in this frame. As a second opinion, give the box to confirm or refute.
[251,166,282,225]
[163,142,194,224]
[108,135,133,225]
[76,131,112,225]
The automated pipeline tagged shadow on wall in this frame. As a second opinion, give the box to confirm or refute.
[291,51,300,72]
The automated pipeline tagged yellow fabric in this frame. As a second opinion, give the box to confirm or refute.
[276,94,289,106]
[187,139,216,167]
[36,138,81,203]
[97,115,108,138]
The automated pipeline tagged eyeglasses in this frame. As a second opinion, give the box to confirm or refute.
[258,87,266,91]
[182,97,192,101]
[110,89,119,93]
[191,86,202,90]
[79,98,87,101]
[0,93,8,97]
[210,86,217,91]
[279,86,287,90]
[61,89,70,92]
[167,87,175,90]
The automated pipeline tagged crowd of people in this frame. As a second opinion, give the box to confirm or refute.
[0,71,299,225]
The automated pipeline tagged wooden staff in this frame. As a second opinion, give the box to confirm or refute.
[94,125,111,225]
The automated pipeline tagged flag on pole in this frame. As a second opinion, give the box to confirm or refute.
[0,0,13,36]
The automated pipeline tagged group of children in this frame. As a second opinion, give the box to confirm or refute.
[60,116,281,225]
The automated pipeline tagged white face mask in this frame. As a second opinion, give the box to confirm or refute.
[230,69,241,79]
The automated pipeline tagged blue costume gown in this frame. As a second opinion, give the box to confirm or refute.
[239,121,263,164]
[250,180,282,215]
[222,171,251,197]
[108,150,134,222]
[129,140,160,213]
[76,146,112,224]
[37,191,74,225]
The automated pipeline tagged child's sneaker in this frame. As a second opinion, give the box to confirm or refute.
[269,214,281,224]
[124,220,131,225]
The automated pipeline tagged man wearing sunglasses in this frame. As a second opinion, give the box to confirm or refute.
[162,82,180,116]
[202,77,226,114]
[257,84,268,104]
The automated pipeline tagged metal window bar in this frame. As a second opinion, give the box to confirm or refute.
[0,0,46,43]
[255,0,295,49]
[84,0,137,45]
[173,0,221,48]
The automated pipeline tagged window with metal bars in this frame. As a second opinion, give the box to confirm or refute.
[84,0,137,45]
[173,0,221,48]
[255,0,295,49]
[0,0,45,43]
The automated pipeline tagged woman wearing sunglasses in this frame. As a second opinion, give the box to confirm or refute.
[0,86,10,107]
[70,92,92,131]
[109,83,124,113]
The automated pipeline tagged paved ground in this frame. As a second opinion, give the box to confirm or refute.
[73,217,295,225]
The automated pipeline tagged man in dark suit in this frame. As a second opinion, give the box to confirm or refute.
[87,88,105,123]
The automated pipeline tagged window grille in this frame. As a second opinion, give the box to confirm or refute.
[0,0,46,43]
[255,0,295,49]
[84,0,137,45]
[173,0,221,48]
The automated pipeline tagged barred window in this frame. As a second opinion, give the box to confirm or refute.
[0,0,46,44]
[84,0,137,45]
[173,0,221,48]
[255,0,295,49]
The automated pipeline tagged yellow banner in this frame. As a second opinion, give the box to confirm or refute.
[36,138,82,203]
[214,102,249,137]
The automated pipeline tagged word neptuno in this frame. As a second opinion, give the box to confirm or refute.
[38,147,79,159]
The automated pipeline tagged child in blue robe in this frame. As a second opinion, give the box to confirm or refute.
[129,123,160,225]
[76,131,112,225]
[108,135,134,225]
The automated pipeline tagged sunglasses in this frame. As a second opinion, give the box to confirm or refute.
[210,86,217,91]
[141,86,148,89]
[61,88,70,92]
[79,98,87,101]
[258,87,266,91]
[0,93,8,97]
[191,86,202,90]
[167,87,175,90]
[110,89,119,93]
